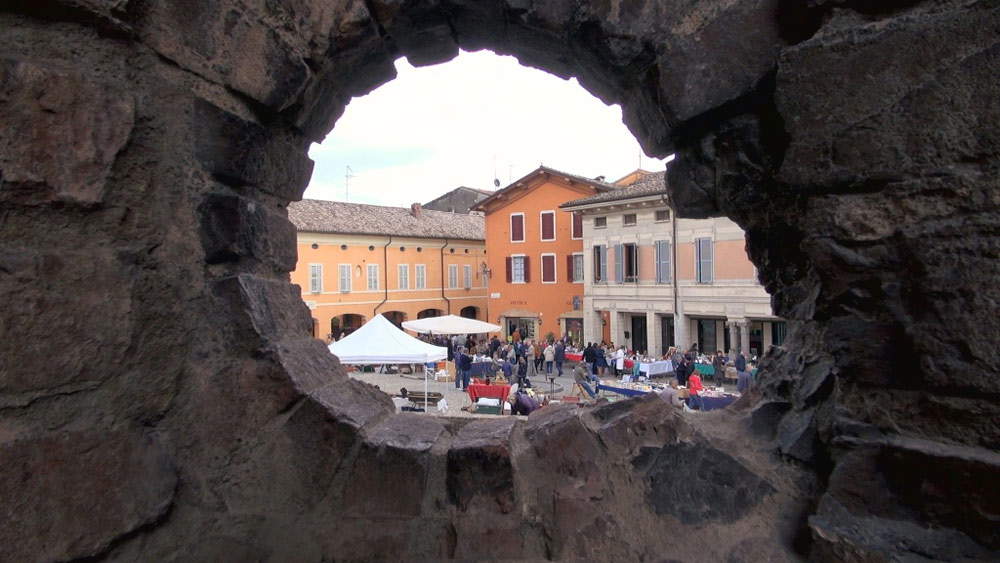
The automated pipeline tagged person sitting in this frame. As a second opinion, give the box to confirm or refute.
[511,390,541,416]
[658,386,683,408]
[687,371,704,410]
[573,365,597,399]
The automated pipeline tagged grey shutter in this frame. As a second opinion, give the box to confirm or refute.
[600,246,608,282]
[697,238,713,283]
[614,243,623,284]
[656,240,672,283]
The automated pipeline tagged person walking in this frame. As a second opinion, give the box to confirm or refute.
[675,354,691,387]
[554,340,566,376]
[543,342,555,375]
[614,345,626,378]
[712,350,727,387]
[457,346,473,391]
[687,369,704,410]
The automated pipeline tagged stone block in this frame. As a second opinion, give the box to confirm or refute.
[0,248,133,397]
[193,98,314,200]
[634,441,775,525]
[198,192,297,271]
[447,418,517,513]
[212,275,313,344]
[0,429,176,561]
[777,5,1000,185]
[340,414,445,517]
[136,1,311,111]
[0,58,134,205]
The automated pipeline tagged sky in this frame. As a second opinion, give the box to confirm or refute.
[304,50,672,207]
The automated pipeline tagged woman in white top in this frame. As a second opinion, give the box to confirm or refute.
[543,343,556,375]
[614,346,626,376]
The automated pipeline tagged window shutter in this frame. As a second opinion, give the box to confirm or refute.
[566,254,574,282]
[572,212,583,238]
[505,257,512,283]
[600,246,607,282]
[511,215,524,241]
[614,243,623,284]
[523,256,531,283]
[541,213,554,240]
[704,239,713,282]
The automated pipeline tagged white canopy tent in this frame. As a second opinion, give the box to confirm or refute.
[402,314,501,335]
[329,314,448,412]
[329,314,447,365]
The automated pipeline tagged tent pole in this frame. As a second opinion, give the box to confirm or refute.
[425,330,431,412]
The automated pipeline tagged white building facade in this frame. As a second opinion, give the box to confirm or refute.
[561,171,786,357]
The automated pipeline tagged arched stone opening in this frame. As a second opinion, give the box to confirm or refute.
[459,306,479,320]
[331,313,365,339]
[417,308,443,319]
[1,2,996,561]
[381,310,407,329]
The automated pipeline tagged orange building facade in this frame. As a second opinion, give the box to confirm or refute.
[289,200,489,341]
[472,167,615,345]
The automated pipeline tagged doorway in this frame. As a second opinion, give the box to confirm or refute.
[630,315,648,354]
[660,315,674,352]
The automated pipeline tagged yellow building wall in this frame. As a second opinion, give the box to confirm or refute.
[292,233,489,340]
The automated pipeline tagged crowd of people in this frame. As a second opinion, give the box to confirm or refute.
[412,331,757,415]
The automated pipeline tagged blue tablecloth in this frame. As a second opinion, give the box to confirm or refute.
[697,395,738,411]
[469,361,497,377]
[596,384,649,397]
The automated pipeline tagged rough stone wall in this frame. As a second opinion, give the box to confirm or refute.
[0,1,996,561]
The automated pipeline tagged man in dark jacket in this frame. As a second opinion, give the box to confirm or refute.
[675,354,691,387]
[457,347,473,390]
[554,341,566,376]
[712,350,727,386]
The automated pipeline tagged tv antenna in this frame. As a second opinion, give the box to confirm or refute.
[345,165,355,202]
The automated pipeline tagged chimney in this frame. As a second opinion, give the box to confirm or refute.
[410,202,422,217]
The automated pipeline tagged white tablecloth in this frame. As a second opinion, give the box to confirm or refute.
[639,360,674,376]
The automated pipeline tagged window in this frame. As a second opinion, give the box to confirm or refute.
[398,264,409,289]
[448,264,458,288]
[415,264,426,289]
[623,213,637,226]
[655,209,670,222]
[594,216,607,229]
[772,321,788,346]
[541,253,556,284]
[622,243,639,283]
[463,265,472,289]
[367,264,379,290]
[507,255,528,283]
[696,237,714,283]
[309,264,323,293]
[568,253,584,283]
[615,243,638,282]
[571,212,583,239]
[339,264,351,293]
[540,211,555,241]
[697,319,718,352]
[655,240,672,284]
[593,245,607,283]
[510,213,525,242]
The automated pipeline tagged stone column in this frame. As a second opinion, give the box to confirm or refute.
[674,312,688,351]
[739,320,750,355]
[583,306,599,346]
[609,309,622,347]
[647,310,659,356]
[763,321,773,351]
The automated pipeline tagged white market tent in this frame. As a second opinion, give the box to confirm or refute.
[328,314,447,365]
[402,314,501,335]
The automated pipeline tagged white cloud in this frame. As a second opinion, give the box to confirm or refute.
[305,50,672,205]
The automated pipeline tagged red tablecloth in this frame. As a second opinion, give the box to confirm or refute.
[467,384,511,403]
[565,352,583,362]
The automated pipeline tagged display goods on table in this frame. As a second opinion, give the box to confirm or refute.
[596,380,738,411]
[467,383,511,403]
[639,360,674,376]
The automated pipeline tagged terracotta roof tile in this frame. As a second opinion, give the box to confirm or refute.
[289,199,484,240]
[560,171,668,208]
